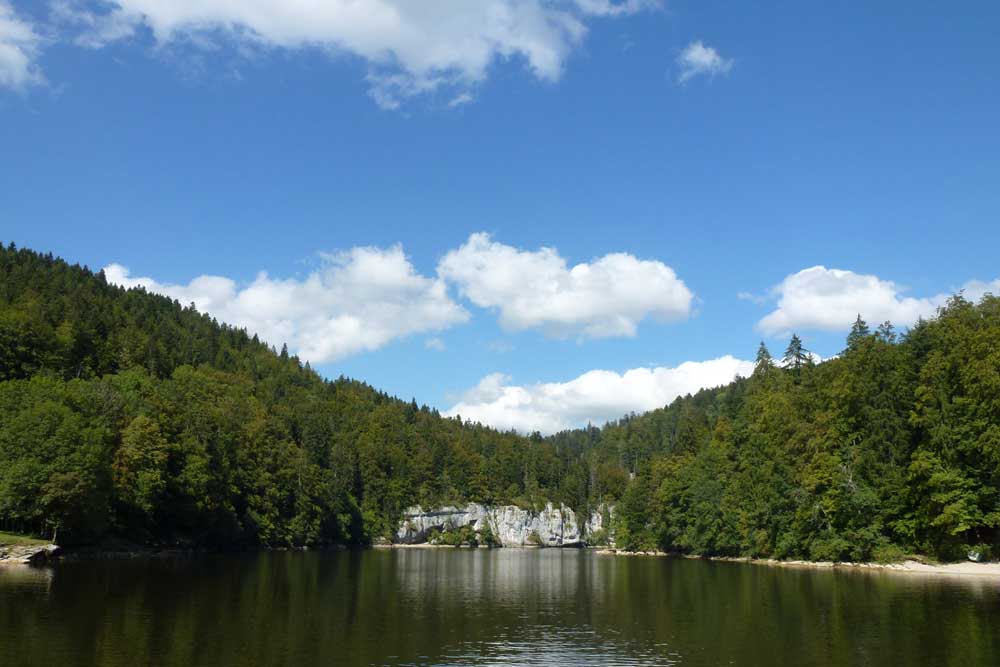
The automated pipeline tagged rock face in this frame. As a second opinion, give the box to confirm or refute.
[490,504,581,547]
[584,503,616,544]
[395,503,614,547]
[395,505,487,545]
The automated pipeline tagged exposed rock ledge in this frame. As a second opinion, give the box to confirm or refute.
[395,503,614,548]
[0,544,61,566]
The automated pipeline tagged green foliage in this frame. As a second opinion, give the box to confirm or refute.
[477,523,498,547]
[586,528,609,546]
[547,295,1000,562]
[435,524,478,546]
[0,245,582,547]
[0,530,49,546]
[113,416,168,518]
[2,244,999,562]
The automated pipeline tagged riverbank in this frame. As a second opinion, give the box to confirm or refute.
[596,549,1000,578]
[363,543,1000,579]
[0,543,61,566]
[7,538,999,580]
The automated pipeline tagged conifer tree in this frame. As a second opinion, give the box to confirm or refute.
[876,321,896,343]
[754,341,773,376]
[846,314,871,350]
[783,334,810,372]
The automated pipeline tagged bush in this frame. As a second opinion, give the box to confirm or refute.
[586,528,609,547]
[436,524,477,547]
[478,523,498,547]
[871,542,907,564]
[964,544,993,562]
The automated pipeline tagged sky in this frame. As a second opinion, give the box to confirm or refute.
[2,0,999,434]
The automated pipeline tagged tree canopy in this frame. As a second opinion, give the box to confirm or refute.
[2,243,998,561]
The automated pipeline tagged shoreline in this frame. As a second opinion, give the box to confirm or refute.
[6,541,1000,579]
[0,543,61,566]
[596,549,1000,578]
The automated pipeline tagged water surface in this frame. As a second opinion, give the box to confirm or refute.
[1,549,997,666]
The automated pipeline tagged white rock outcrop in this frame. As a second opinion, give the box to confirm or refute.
[585,503,615,536]
[395,505,486,545]
[395,503,615,547]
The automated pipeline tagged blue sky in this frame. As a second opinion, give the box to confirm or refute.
[2,1,999,432]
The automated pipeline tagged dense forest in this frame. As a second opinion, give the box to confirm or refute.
[0,244,571,547]
[1,243,998,562]
[558,301,1000,562]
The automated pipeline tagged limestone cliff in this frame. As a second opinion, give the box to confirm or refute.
[395,503,614,547]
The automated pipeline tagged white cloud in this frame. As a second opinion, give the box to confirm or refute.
[445,355,755,434]
[104,245,469,363]
[437,232,694,338]
[0,1,44,90]
[571,0,658,16]
[51,1,140,49]
[448,91,474,108]
[424,337,447,351]
[59,0,653,108]
[756,266,1000,336]
[486,339,514,353]
[737,290,767,304]
[677,40,732,83]
[961,279,1000,303]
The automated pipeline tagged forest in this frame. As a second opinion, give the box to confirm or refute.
[1,243,998,561]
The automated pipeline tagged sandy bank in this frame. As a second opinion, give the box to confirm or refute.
[596,549,1000,578]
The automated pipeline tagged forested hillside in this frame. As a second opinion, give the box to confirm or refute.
[0,244,578,546]
[1,243,998,561]
[553,300,1000,562]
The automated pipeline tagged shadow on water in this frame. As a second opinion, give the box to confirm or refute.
[0,550,997,666]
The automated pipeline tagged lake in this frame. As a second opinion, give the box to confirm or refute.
[1,548,997,666]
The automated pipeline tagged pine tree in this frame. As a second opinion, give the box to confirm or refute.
[846,314,871,350]
[783,334,810,372]
[754,341,773,376]
[876,321,896,343]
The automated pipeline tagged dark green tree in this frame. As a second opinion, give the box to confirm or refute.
[846,314,871,350]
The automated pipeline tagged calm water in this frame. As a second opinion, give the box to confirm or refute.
[1,549,998,666]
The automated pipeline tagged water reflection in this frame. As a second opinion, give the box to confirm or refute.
[0,563,53,590]
[0,550,997,666]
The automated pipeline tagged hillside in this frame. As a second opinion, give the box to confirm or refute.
[551,299,1000,561]
[2,242,998,561]
[0,243,574,546]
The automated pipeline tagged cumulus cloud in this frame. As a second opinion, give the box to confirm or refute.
[445,355,755,434]
[104,245,469,363]
[677,40,732,83]
[961,278,1000,303]
[756,266,1000,336]
[0,1,44,90]
[437,232,694,338]
[57,0,653,108]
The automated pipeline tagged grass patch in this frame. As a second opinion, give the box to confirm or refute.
[0,531,50,547]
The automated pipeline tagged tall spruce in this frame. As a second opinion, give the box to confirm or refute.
[754,341,773,376]
[783,334,810,371]
[846,314,871,350]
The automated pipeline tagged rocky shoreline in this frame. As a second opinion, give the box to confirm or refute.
[0,543,61,566]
